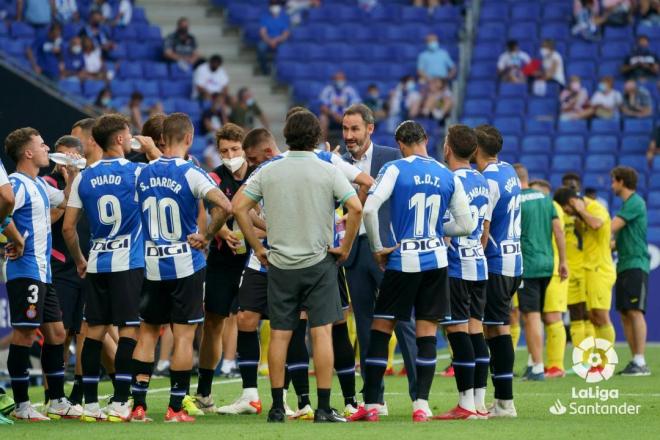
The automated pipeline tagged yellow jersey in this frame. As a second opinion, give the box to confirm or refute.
[580,199,615,274]
[551,201,564,275]
[563,208,584,279]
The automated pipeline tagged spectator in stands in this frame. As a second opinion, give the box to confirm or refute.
[62,36,84,79]
[538,39,566,88]
[123,92,146,133]
[363,83,387,122]
[81,35,107,80]
[286,0,321,25]
[319,71,360,140]
[417,33,456,81]
[115,0,133,26]
[80,10,115,54]
[95,87,114,112]
[257,0,291,75]
[601,0,633,26]
[358,0,378,11]
[639,0,660,26]
[16,0,52,30]
[497,40,531,84]
[559,75,590,120]
[91,0,113,23]
[645,124,660,165]
[587,76,623,119]
[413,0,440,9]
[622,79,653,118]
[229,87,270,130]
[193,54,229,102]
[621,36,659,80]
[202,93,228,138]
[164,17,200,71]
[572,0,603,41]
[26,22,63,80]
[54,0,79,23]
[419,77,452,124]
[387,75,422,132]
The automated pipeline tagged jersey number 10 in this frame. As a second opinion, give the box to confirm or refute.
[143,196,182,241]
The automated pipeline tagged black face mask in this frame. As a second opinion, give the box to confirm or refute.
[178,27,188,35]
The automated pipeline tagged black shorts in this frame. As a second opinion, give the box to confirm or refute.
[518,277,552,313]
[6,279,61,328]
[483,273,522,326]
[375,268,450,323]
[338,267,350,311]
[52,275,85,333]
[205,262,243,317]
[615,269,648,313]
[85,269,143,327]
[140,269,205,325]
[238,267,269,317]
[446,278,487,323]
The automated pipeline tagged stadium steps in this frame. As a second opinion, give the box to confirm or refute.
[138,0,288,144]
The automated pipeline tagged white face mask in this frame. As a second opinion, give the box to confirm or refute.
[270,5,281,15]
[540,48,550,58]
[222,155,245,173]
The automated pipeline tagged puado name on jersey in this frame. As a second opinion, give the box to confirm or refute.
[139,177,183,193]
[90,175,122,188]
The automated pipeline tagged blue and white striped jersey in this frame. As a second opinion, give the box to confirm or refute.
[245,150,360,272]
[67,158,145,273]
[0,162,9,186]
[445,168,489,281]
[482,161,523,277]
[136,157,216,281]
[368,155,469,273]
[6,173,64,283]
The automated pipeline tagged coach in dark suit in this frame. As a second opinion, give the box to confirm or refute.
[341,104,418,403]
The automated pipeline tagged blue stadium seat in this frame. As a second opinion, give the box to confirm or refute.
[619,155,648,171]
[567,61,596,79]
[648,191,660,208]
[461,117,489,127]
[58,80,82,96]
[541,23,569,41]
[10,22,34,38]
[519,154,549,172]
[466,80,496,99]
[432,6,461,21]
[604,26,633,40]
[499,83,527,98]
[126,43,153,61]
[481,4,509,21]
[495,98,525,116]
[118,62,143,79]
[503,135,520,152]
[472,43,501,61]
[549,173,565,189]
[169,62,193,80]
[133,80,159,98]
[145,25,162,42]
[623,118,653,134]
[159,80,190,98]
[600,41,630,60]
[493,117,523,136]
[132,7,148,23]
[648,226,660,242]
[653,157,660,172]
[82,80,106,98]
[512,3,541,20]
[508,22,538,42]
[521,135,552,153]
[569,42,598,60]
[143,62,169,80]
[528,99,557,118]
[648,209,660,225]
[499,153,518,165]
[525,119,555,134]
[113,26,138,41]
[583,173,610,190]
[543,2,573,21]
[587,135,618,153]
[401,6,428,22]
[558,120,588,134]
[478,22,506,41]
[597,61,620,77]
[469,62,496,79]
[552,154,582,172]
[554,135,586,153]
[110,79,134,97]
[637,25,660,40]
[585,154,616,171]
[463,99,493,118]
[62,23,83,40]
[620,135,649,153]
[591,119,620,134]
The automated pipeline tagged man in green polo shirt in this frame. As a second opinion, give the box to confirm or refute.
[611,166,651,376]
[514,164,568,381]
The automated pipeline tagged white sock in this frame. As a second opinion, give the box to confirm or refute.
[633,354,646,367]
[531,363,544,375]
[413,399,431,415]
[474,387,487,410]
[527,354,533,367]
[156,360,170,370]
[459,389,476,412]
[221,360,232,372]
[498,399,514,409]
[242,387,259,400]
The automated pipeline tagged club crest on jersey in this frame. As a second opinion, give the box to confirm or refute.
[26,305,37,319]
[146,243,190,257]
[401,237,443,253]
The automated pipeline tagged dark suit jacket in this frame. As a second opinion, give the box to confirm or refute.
[343,143,401,268]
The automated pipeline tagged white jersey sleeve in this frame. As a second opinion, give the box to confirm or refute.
[185,167,216,200]
[330,154,361,182]
[12,179,25,212]
[67,173,83,209]
[364,164,399,252]
[484,178,500,222]
[244,167,264,203]
[42,178,65,207]
[0,163,9,186]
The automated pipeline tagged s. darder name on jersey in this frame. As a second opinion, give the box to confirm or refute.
[91,175,122,188]
[139,177,182,193]
[413,174,443,188]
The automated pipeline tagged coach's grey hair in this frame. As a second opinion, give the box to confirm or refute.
[54,135,83,153]
[343,103,375,125]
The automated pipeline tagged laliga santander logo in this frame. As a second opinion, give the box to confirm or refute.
[572,337,618,383]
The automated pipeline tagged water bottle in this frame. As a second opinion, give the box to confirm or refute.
[130,138,142,150]
[48,153,86,169]
[231,221,247,255]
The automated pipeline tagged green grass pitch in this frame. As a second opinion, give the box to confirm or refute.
[5,344,660,439]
